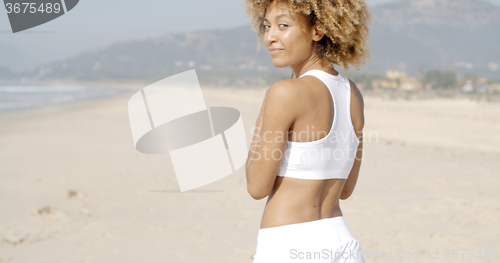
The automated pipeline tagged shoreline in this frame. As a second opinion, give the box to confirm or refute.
[2,78,499,103]
[0,82,269,117]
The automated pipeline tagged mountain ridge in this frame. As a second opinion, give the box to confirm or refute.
[373,0,500,28]
[8,0,500,81]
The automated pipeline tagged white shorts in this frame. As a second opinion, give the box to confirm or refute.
[252,216,365,263]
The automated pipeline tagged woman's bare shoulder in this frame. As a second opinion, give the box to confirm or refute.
[270,76,333,108]
[273,76,324,94]
[268,78,304,98]
[266,78,310,114]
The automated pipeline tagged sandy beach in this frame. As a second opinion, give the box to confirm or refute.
[0,85,499,263]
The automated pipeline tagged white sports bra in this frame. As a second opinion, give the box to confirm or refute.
[277,69,360,180]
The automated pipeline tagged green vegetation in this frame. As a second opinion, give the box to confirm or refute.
[488,78,500,84]
[423,69,457,89]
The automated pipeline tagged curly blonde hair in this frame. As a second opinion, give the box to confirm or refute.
[243,0,372,71]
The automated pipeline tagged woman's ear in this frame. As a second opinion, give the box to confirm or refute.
[312,25,325,42]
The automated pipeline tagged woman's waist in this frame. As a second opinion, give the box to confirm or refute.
[260,213,344,229]
[265,188,341,216]
[257,215,354,243]
[260,201,343,229]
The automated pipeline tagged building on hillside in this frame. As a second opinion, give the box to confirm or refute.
[400,76,423,91]
[371,79,398,91]
[386,70,404,80]
[371,70,423,91]
[461,80,474,92]
[461,77,490,93]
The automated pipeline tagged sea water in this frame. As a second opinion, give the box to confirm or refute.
[0,83,129,112]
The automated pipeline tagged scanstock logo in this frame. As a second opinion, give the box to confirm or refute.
[128,70,248,192]
[3,0,79,33]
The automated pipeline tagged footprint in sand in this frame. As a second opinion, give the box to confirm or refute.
[0,205,82,247]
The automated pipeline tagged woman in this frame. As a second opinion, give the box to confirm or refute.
[244,0,370,262]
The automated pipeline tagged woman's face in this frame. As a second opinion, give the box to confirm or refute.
[262,2,319,69]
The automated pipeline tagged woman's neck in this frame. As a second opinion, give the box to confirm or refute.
[293,62,338,78]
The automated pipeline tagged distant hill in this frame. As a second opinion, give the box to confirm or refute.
[373,0,500,27]
[364,0,500,77]
[21,26,284,82]
[17,0,500,81]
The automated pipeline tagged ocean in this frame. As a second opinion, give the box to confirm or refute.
[0,83,130,112]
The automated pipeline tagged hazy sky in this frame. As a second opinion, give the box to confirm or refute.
[1,0,500,71]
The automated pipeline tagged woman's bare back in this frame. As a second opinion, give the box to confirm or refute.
[259,69,364,229]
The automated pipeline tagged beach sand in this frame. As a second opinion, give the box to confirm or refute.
[0,86,499,263]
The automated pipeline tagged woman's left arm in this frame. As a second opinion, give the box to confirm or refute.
[246,89,268,171]
[245,80,300,200]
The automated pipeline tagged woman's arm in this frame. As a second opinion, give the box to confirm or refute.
[246,90,268,172]
[340,131,363,200]
[340,80,365,200]
[245,80,299,200]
